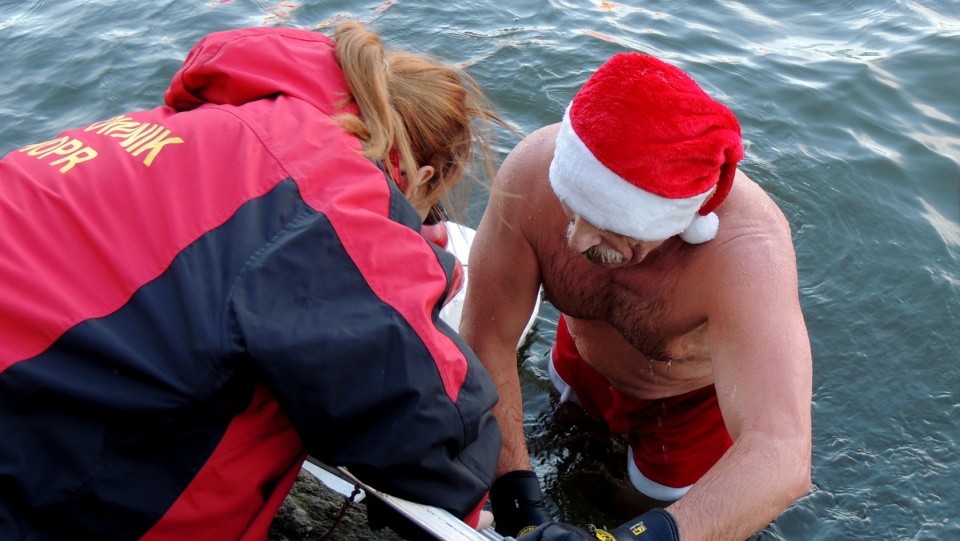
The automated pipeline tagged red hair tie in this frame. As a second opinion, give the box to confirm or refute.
[388,148,404,190]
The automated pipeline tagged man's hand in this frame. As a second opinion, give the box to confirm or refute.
[490,470,553,537]
[516,509,680,541]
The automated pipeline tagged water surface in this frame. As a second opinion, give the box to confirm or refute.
[2,1,958,539]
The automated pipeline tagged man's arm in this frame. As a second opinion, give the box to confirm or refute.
[669,175,813,540]
[461,129,562,538]
[461,129,553,477]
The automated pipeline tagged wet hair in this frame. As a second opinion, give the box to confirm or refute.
[332,21,508,219]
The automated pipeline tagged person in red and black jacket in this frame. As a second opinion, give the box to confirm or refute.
[0,22,506,541]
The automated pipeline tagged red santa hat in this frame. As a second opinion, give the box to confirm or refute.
[549,53,744,244]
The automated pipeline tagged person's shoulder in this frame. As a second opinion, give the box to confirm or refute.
[506,123,560,162]
[711,169,796,263]
[728,170,791,229]
[525,123,562,143]
[693,171,801,308]
[498,123,559,186]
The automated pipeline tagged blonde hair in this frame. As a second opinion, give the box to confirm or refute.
[332,21,508,218]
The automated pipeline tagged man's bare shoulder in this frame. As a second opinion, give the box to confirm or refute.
[489,123,565,244]
[692,169,799,308]
[511,123,561,158]
[720,170,794,248]
[497,123,560,190]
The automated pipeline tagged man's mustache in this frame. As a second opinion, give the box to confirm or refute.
[583,244,623,264]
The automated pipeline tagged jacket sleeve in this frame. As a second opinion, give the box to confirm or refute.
[229,204,501,521]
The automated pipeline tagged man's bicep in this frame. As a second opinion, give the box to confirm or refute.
[463,213,540,350]
[462,126,556,369]
[461,186,542,362]
[707,244,812,441]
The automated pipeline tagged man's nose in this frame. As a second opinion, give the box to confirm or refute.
[567,218,604,253]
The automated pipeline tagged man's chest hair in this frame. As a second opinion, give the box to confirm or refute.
[539,245,703,361]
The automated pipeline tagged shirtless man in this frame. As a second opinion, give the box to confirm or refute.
[461,53,812,541]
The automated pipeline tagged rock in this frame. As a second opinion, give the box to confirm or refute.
[269,470,407,541]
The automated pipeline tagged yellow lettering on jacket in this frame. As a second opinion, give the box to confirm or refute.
[49,146,99,173]
[85,115,132,133]
[118,124,165,149]
[127,129,184,166]
[18,115,185,174]
[85,114,185,166]
[17,136,99,173]
[84,115,183,167]
[20,136,71,157]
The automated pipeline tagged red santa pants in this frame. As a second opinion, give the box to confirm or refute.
[549,315,732,500]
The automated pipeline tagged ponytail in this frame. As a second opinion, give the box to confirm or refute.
[333,22,510,219]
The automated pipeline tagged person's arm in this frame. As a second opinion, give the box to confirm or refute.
[461,127,558,535]
[668,175,813,540]
[231,201,500,527]
[461,134,546,475]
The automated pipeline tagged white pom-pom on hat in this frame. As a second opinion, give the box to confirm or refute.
[679,212,720,244]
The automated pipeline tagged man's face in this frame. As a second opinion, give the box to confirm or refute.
[560,203,665,268]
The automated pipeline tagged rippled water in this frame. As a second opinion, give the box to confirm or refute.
[2,1,958,539]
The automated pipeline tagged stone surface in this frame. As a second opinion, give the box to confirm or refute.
[268,470,407,541]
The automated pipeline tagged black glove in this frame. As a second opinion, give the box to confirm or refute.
[603,509,680,541]
[516,509,679,541]
[514,521,596,540]
[490,470,553,537]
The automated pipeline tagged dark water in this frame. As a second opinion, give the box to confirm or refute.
[2,1,958,539]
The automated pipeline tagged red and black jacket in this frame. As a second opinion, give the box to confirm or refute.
[0,27,499,540]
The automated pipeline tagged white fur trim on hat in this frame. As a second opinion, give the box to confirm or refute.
[549,109,716,242]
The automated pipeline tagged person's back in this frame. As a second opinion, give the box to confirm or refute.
[1,25,503,540]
